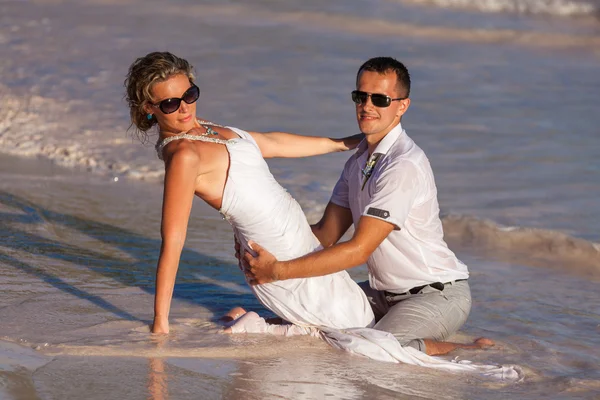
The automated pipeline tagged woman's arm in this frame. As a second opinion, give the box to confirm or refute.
[248,131,364,159]
[152,147,201,334]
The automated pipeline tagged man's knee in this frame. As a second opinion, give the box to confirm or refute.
[374,288,471,346]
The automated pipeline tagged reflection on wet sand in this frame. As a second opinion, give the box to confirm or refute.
[148,358,168,400]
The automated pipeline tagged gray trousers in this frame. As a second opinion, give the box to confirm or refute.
[358,280,472,353]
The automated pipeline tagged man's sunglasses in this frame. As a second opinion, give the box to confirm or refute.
[351,90,406,108]
[151,84,200,114]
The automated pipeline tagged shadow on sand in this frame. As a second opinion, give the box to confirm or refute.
[0,190,261,325]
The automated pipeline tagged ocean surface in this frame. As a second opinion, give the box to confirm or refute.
[1,0,599,399]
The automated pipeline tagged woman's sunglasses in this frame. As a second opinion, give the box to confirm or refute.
[351,90,405,108]
[152,84,200,114]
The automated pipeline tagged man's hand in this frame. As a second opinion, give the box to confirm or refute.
[243,241,281,285]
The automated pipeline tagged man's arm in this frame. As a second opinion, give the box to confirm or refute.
[248,131,363,159]
[311,202,353,248]
[244,216,395,284]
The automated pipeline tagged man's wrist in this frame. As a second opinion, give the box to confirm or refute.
[273,261,286,281]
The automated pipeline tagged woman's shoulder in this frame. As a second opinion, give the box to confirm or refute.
[162,138,204,165]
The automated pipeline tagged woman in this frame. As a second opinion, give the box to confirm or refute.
[124,51,374,336]
[123,52,513,376]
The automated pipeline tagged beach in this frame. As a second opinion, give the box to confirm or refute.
[1,0,599,398]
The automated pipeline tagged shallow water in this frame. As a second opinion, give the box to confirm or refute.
[1,0,599,398]
[1,0,599,242]
[1,155,599,399]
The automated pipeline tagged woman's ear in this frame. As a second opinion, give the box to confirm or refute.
[143,103,154,116]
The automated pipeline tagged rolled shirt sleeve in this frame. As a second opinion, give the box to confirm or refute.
[362,161,420,230]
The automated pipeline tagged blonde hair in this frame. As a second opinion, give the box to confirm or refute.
[124,52,195,142]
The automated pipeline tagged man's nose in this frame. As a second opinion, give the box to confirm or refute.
[362,94,375,109]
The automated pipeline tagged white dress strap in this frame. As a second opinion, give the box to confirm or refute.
[155,133,229,161]
[155,118,228,160]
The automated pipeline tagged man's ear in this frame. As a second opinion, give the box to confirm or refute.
[396,98,410,118]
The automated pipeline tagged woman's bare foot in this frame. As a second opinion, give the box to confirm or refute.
[221,306,247,333]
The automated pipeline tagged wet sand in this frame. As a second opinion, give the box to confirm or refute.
[2,153,600,399]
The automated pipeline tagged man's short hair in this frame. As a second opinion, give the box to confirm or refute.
[356,57,411,98]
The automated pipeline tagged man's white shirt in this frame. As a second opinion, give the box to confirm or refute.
[331,123,469,292]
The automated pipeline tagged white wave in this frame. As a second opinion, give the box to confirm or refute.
[0,84,163,183]
[442,214,600,276]
[403,0,596,16]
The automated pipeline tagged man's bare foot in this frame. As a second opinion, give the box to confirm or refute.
[424,337,495,356]
[474,337,495,348]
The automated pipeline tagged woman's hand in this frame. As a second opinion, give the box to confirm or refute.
[342,133,365,150]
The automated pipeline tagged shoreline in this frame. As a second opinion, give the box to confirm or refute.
[2,151,597,279]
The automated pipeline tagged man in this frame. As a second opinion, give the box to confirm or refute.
[243,57,478,355]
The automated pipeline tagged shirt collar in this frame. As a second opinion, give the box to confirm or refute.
[356,123,404,158]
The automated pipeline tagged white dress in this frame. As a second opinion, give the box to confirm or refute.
[156,125,520,381]
[157,126,375,330]
[218,127,376,330]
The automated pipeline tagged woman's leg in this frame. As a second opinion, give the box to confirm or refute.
[221,306,247,325]
[222,310,319,337]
